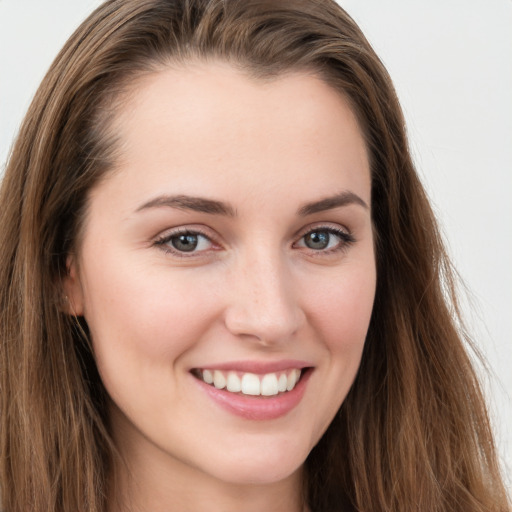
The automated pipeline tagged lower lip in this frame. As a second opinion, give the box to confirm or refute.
[193,369,312,421]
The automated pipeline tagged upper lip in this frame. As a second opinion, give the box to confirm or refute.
[193,359,313,374]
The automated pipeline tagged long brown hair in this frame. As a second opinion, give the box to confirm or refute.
[0,1,509,511]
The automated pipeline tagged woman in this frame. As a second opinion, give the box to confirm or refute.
[0,1,509,511]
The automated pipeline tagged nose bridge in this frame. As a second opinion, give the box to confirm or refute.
[225,243,303,343]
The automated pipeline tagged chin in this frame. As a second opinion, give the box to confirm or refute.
[211,463,303,487]
[199,440,309,486]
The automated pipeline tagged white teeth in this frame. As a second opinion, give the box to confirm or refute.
[241,373,260,395]
[199,369,303,396]
[278,373,287,392]
[286,369,300,391]
[213,370,226,389]
[261,373,279,396]
[226,371,241,392]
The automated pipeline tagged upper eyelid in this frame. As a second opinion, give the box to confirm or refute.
[293,221,351,239]
[153,229,219,259]
[155,222,350,238]
[154,226,218,251]
[294,226,353,244]
[153,222,353,250]
[155,225,216,241]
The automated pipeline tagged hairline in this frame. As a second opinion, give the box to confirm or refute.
[71,54,373,259]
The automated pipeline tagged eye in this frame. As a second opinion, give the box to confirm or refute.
[155,229,215,255]
[295,227,355,252]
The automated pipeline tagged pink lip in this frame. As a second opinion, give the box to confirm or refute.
[197,359,311,374]
[192,367,313,421]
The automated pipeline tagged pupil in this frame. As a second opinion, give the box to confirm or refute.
[172,234,198,252]
[305,231,329,250]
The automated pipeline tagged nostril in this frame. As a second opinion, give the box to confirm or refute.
[224,304,304,345]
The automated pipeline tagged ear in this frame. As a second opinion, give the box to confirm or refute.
[61,255,85,316]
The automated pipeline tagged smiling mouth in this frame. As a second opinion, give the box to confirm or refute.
[191,368,307,397]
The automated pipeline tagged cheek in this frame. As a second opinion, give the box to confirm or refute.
[81,258,220,375]
[306,265,376,353]
[81,265,224,426]
[298,263,376,439]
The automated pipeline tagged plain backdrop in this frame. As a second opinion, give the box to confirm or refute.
[1,0,510,484]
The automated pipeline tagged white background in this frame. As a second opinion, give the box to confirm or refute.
[1,0,510,485]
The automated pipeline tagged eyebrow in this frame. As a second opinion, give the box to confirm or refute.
[297,191,369,215]
[136,194,237,217]
[136,190,368,217]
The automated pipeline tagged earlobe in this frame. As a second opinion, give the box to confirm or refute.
[61,255,85,316]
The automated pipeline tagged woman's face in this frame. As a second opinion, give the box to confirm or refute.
[66,62,376,487]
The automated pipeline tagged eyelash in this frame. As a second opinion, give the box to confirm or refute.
[154,225,355,258]
[294,226,356,255]
[154,227,216,258]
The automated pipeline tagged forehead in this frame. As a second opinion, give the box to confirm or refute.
[94,61,370,213]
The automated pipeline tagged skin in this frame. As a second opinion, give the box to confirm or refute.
[65,62,376,512]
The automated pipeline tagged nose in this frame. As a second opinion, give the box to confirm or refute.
[224,250,305,346]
